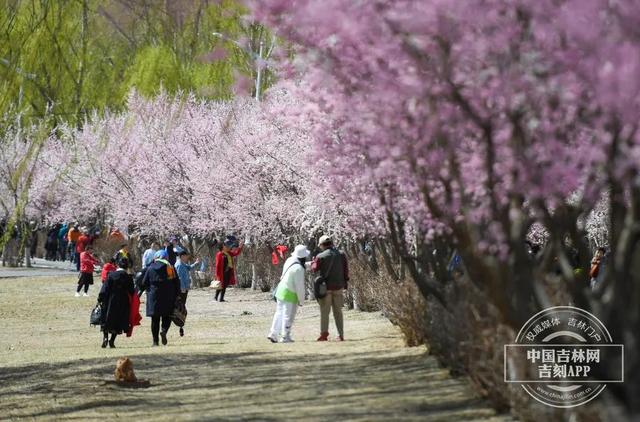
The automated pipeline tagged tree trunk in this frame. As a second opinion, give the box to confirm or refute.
[251,263,257,290]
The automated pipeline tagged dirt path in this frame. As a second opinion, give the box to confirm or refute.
[0,276,515,421]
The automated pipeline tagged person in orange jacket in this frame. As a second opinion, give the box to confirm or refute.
[67,225,80,263]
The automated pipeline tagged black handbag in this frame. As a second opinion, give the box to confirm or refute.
[172,297,187,327]
[134,269,146,292]
[90,303,102,326]
[314,255,335,300]
[313,277,328,299]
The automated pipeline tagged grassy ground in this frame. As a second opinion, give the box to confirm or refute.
[0,275,515,421]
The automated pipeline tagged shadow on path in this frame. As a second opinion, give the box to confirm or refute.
[0,349,512,421]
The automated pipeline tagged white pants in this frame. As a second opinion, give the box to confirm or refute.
[269,300,298,340]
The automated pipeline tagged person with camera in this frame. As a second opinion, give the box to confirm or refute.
[214,236,244,302]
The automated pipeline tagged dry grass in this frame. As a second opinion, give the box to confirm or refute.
[0,275,515,421]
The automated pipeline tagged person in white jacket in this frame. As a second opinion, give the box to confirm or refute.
[268,245,309,343]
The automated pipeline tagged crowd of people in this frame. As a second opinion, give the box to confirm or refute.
[82,231,349,348]
[41,223,99,267]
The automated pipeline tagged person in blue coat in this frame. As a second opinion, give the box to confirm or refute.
[57,223,69,261]
[140,249,180,346]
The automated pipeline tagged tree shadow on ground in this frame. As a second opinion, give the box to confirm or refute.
[0,349,512,421]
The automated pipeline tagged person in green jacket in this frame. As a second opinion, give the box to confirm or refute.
[268,245,309,343]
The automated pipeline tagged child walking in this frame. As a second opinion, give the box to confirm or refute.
[76,244,99,297]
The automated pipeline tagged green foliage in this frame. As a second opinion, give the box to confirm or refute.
[0,0,271,128]
[124,45,186,96]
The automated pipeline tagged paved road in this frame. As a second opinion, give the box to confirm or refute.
[0,259,78,279]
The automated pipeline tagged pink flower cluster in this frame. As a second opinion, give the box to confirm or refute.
[251,0,640,257]
[28,91,349,239]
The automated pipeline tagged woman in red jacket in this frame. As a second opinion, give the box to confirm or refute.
[214,238,244,302]
[76,244,100,297]
[101,257,117,283]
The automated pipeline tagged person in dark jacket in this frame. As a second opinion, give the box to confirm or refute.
[140,249,180,346]
[45,226,59,261]
[98,257,135,348]
[165,236,179,266]
[310,235,350,342]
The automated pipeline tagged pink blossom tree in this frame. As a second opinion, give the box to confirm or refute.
[252,0,640,414]
[33,91,346,243]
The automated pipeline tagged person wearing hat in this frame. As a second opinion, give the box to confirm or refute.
[98,257,135,348]
[140,249,180,346]
[311,235,350,341]
[214,236,244,302]
[268,245,309,343]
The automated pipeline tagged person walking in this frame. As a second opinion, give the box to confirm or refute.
[98,257,135,348]
[268,245,309,343]
[311,235,350,341]
[142,241,159,269]
[175,251,200,337]
[76,244,99,297]
[214,237,244,302]
[140,249,180,346]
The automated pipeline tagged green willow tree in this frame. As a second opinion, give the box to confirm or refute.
[0,0,276,263]
[0,0,272,128]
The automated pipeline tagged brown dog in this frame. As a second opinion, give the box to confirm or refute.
[114,357,137,383]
